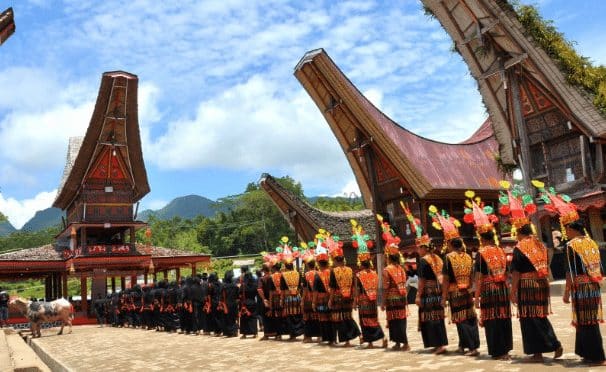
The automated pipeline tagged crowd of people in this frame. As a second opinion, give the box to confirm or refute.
[93,180,605,366]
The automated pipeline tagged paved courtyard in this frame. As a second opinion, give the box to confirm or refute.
[30,295,606,372]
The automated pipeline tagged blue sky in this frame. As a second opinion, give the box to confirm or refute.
[0,0,605,228]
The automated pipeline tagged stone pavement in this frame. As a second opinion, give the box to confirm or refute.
[30,295,606,372]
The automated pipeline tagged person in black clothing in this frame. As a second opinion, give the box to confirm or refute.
[255,269,264,333]
[93,294,106,327]
[180,277,194,334]
[511,224,562,363]
[163,282,179,332]
[189,276,204,335]
[0,289,9,328]
[240,271,258,338]
[222,270,239,337]
[152,281,166,331]
[199,273,209,334]
[208,273,223,336]
[130,286,142,328]
[257,264,274,340]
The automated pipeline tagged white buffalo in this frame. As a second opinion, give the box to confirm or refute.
[11,297,74,338]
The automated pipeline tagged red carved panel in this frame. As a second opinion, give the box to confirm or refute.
[89,148,127,180]
[527,81,553,111]
[519,85,535,116]
[107,86,126,117]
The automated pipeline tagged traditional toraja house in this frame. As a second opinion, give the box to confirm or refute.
[259,173,376,264]
[422,0,606,244]
[0,7,15,46]
[0,71,210,316]
[294,49,505,254]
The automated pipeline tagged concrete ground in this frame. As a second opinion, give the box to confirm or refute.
[29,295,606,372]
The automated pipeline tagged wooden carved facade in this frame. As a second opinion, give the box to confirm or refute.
[422,0,606,243]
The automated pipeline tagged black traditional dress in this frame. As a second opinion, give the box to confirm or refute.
[475,245,513,358]
[302,269,321,338]
[356,268,384,343]
[257,274,275,336]
[443,251,480,351]
[208,280,223,335]
[329,266,360,343]
[383,263,409,345]
[239,277,258,336]
[566,236,605,362]
[511,238,561,355]
[268,271,286,336]
[313,268,334,342]
[280,270,305,338]
[221,280,239,337]
[417,256,447,348]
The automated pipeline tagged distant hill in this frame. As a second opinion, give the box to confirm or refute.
[0,219,17,236]
[20,207,63,232]
[137,195,219,221]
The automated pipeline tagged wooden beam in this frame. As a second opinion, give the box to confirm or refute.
[460,18,499,45]
[81,275,88,315]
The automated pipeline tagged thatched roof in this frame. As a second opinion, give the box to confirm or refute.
[0,7,15,46]
[259,173,376,243]
[421,0,606,165]
[53,71,150,209]
[294,49,502,203]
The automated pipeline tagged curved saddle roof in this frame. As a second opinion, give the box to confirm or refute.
[294,49,502,202]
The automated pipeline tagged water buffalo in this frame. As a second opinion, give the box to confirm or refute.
[11,297,74,338]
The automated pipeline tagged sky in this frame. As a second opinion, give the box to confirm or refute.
[0,0,605,229]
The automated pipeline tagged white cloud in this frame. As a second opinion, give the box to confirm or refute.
[336,179,362,199]
[0,189,57,229]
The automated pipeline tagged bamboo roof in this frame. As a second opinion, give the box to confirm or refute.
[421,0,606,165]
[259,173,376,243]
[54,71,150,210]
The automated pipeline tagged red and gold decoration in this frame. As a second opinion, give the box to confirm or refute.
[462,190,499,246]
[376,214,402,260]
[275,236,300,264]
[351,219,374,266]
[498,180,537,237]
[532,180,579,239]
[400,201,431,247]
[428,204,462,252]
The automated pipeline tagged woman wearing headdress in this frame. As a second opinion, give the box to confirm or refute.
[312,232,335,345]
[533,181,605,366]
[268,257,285,339]
[415,208,448,354]
[352,219,386,349]
[239,271,258,338]
[464,195,512,360]
[221,270,239,337]
[500,181,562,363]
[301,242,321,343]
[278,237,305,340]
[328,232,361,347]
[377,214,410,351]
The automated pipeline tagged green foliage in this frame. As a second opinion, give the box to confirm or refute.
[0,226,60,254]
[311,196,364,212]
[515,4,606,116]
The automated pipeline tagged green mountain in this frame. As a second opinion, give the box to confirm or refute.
[0,219,17,236]
[20,207,63,232]
[137,195,218,221]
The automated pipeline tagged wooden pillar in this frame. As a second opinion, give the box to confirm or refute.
[144,270,148,284]
[152,272,157,283]
[61,273,69,299]
[81,275,88,315]
[131,275,137,287]
[130,227,136,250]
[175,268,181,282]
[120,277,126,291]
[191,263,197,276]
[588,208,605,243]
[62,273,68,299]
[111,277,116,293]
[163,270,168,280]
[81,227,87,254]
[45,275,52,300]
[54,273,61,299]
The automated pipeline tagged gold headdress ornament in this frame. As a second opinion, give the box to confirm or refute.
[376,214,403,263]
[400,201,431,247]
[351,219,374,267]
[531,180,580,240]
[314,229,329,263]
[428,204,462,253]
[498,180,537,238]
[462,190,499,247]
[300,241,316,265]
